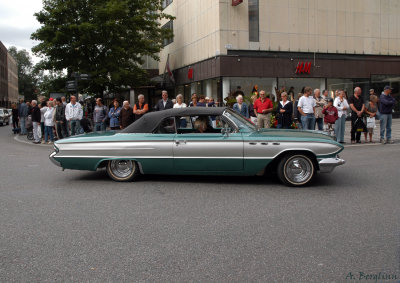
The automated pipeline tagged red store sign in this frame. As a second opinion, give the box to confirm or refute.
[232,0,243,6]
[295,61,312,74]
[188,68,193,79]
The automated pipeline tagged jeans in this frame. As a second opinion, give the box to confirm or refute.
[94,122,105,132]
[300,114,315,130]
[69,120,81,136]
[178,119,187,128]
[12,118,19,130]
[20,117,26,134]
[380,114,392,140]
[33,122,41,142]
[40,122,45,138]
[44,126,54,142]
[315,118,324,131]
[56,121,67,139]
[335,115,346,142]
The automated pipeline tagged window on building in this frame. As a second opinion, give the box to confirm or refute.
[248,0,259,42]
[162,0,173,9]
[162,20,174,47]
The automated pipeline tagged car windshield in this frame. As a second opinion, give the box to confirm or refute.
[223,109,256,132]
[0,110,3,115]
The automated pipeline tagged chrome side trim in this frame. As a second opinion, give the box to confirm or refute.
[49,152,62,167]
[54,155,244,159]
[318,158,346,173]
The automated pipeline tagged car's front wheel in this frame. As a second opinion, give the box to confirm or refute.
[106,160,139,182]
[277,154,315,186]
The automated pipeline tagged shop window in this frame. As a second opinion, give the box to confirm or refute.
[327,78,369,100]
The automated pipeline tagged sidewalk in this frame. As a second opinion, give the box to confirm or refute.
[343,118,400,145]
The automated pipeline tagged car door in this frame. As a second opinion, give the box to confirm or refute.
[173,116,243,172]
[135,117,176,174]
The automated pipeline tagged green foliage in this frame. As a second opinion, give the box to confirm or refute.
[31,0,174,94]
[7,46,37,101]
[34,67,68,96]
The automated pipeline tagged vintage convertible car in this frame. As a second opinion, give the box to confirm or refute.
[49,107,345,186]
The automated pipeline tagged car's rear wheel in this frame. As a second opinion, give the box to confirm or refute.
[106,159,138,182]
[277,154,315,186]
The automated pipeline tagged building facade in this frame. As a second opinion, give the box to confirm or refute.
[7,53,19,106]
[0,41,8,108]
[159,0,400,112]
[0,41,19,108]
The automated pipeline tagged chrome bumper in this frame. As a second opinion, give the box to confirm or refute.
[318,157,346,173]
[49,151,62,167]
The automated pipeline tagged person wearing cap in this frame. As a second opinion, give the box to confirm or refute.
[379,85,396,144]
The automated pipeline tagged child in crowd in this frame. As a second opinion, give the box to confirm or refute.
[364,94,378,143]
[322,98,338,137]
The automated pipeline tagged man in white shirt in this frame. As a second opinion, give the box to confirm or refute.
[297,86,316,130]
[65,95,83,135]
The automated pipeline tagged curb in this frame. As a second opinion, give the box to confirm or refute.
[14,134,52,147]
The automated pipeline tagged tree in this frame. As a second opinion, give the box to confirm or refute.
[8,46,38,101]
[31,0,174,95]
[34,67,68,96]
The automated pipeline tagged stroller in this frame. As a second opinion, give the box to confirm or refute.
[25,115,34,140]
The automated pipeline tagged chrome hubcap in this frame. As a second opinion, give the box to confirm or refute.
[285,156,312,184]
[110,160,134,178]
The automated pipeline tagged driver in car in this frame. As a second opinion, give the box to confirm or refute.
[194,118,214,133]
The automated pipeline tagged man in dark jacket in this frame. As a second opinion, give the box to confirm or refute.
[31,100,42,144]
[120,101,135,129]
[55,97,67,139]
[155,90,173,111]
[379,85,396,144]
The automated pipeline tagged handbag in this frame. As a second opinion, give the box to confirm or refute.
[355,118,366,132]
[366,117,376,128]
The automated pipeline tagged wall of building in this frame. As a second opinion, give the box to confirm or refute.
[159,0,221,74]
[160,0,400,74]
[7,53,18,105]
[0,41,8,107]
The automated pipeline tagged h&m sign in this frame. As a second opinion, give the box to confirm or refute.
[295,62,312,74]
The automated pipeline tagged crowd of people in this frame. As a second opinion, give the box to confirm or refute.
[231,85,396,144]
[10,85,396,145]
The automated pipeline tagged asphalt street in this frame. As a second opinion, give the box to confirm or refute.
[0,125,399,282]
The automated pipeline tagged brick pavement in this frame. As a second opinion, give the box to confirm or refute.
[343,118,400,145]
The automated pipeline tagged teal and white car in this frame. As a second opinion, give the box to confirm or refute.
[50,107,345,186]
